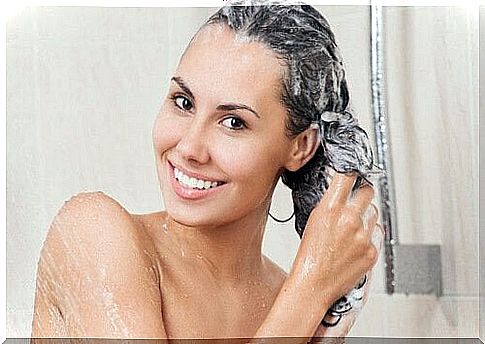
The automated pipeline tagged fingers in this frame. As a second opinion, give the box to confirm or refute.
[366,207,381,245]
[375,222,384,236]
[361,270,373,304]
[350,185,375,217]
[372,223,385,251]
[324,172,358,208]
[364,203,379,232]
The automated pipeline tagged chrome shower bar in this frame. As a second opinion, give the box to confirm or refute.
[370,5,442,296]
[370,4,398,294]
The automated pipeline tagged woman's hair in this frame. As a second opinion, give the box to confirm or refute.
[204,0,377,238]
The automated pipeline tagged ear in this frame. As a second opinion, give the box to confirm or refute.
[285,125,320,172]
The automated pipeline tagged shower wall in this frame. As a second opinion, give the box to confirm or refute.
[350,6,479,336]
[6,6,478,337]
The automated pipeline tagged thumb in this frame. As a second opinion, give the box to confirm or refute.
[371,223,384,253]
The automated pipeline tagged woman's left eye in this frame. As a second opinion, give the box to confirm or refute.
[221,116,247,131]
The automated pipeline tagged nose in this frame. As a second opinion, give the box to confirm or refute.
[175,117,211,165]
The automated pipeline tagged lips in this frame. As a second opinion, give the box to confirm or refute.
[170,161,226,186]
[167,160,227,200]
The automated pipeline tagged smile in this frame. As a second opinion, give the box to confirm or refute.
[167,160,227,200]
[174,167,223,190]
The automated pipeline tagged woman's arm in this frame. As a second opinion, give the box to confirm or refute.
[311,268,375,341]
[252,173,382,342]
[32,192,168,338]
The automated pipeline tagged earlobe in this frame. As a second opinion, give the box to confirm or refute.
[285,126,320,172]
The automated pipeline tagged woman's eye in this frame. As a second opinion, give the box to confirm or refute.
[173,95,193,111]
[221,116,247,131]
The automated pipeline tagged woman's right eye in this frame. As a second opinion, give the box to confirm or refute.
[172,95,193,111]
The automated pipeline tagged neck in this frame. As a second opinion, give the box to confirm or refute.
[162,201,271,284]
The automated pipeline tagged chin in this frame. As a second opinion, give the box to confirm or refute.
[161,197,212,228]
[164,192,256,229]
[165,206,227,228]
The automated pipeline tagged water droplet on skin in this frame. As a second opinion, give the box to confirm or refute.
[102,289,130,337]
[99,267,107,281]
[162,223,168,234]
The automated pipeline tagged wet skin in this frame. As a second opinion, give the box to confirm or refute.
[31,192,374,339]
[32,24,381,339]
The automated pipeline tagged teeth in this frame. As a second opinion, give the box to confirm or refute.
[189,177,197,187]
[174,167,222,190]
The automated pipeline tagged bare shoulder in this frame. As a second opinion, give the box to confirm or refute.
[52,191,136,234]
[41,192,151,264]
[33,191,166,338]
[49,191,158,252]
[40,191,161,283]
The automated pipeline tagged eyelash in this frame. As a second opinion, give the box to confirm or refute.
[169,94,248,131]
[170,94,193,112]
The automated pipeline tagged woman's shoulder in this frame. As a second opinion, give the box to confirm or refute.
[34,191,166,337]
[46,191,161,257]
[53,191,160,231]
[49,192,135,241]
[56,191,132,220]
[54,191,129,222]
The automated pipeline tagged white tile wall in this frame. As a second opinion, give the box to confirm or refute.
[350,294,479,337]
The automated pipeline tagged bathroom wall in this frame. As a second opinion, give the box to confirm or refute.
[348,6,478,337]
[6,6,478,337]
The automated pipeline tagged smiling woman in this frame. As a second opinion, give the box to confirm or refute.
[31,1,383,341]
[154,24,293,228]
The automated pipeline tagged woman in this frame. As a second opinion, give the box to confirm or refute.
[32,1,383,340]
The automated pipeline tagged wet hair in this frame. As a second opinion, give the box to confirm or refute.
[205,0,378,238]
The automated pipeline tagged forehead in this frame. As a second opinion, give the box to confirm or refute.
[175,24,286,107]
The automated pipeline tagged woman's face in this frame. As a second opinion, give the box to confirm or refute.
[153,24,296,228]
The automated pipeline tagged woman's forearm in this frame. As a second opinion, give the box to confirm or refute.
[251,272,331,342]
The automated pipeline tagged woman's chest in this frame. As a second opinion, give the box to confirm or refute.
[161,283,274,338]
[157,267,276,338]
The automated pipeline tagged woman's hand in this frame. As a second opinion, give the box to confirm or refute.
[289,172,383,313]
[311,266,380,342]
[249,173,384,340]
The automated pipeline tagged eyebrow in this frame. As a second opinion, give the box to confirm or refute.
[171,76,194,100]
[171,76,261,119]
[216,103,260,119]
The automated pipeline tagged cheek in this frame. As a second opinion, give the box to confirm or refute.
[216,139,284,189]
[152,108,182,153]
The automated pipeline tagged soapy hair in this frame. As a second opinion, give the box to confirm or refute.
[205,0,377,238]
